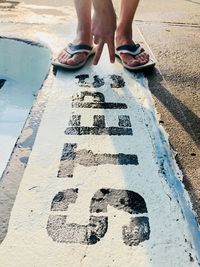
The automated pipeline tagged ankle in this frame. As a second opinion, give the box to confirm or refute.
[75,28,92,45]
[115,34,132,46]
[116,22,132,37]
[116,27,132,45]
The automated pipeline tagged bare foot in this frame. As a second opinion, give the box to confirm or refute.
[116,35,149,67]
[57,34,92,66]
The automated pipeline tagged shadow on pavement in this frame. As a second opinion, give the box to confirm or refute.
[145,68,200,146]
[145,67,200,224]
[185,0,200,5]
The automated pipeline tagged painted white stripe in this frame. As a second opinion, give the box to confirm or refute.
[0,48,199,266]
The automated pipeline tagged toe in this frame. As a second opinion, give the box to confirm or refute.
[66,53,87,66]
[58,50,71,63]
[57,51,64,61]
[142,52,150,59]
[135,52,149,64]
[117,43,150,67]
[60,54,70,64]
[120,53,141,67]
[57,50,67,60]
[129,58,141,67]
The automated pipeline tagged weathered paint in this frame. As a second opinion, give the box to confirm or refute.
[0,37,51,178]
[0,48,199,266]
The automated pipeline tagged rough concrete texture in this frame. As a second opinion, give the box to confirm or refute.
[135,0,200,224]
[1,64,198,265]
[0,0,199,265]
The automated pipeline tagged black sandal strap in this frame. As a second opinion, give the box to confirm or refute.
[65,43,93,55]
[116,44,142,56]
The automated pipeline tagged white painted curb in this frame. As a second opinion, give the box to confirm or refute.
[0,48,199,267]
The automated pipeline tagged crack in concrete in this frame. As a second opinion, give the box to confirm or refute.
[136,20,200,28]
[80,247,88,263]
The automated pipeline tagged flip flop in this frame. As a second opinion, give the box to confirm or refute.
[52,43,96,70]
[115,44,156,71]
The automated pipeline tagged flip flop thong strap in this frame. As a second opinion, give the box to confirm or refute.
[116,44,142,56]
[65,43,93,55]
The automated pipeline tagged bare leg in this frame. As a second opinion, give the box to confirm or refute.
[58,0,92,66]
[116,0,149,67]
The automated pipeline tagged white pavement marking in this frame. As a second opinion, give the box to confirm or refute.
[0,49,199,267]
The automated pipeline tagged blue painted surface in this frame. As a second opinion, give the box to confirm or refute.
[0,37,51,178]
[138,73,200,262]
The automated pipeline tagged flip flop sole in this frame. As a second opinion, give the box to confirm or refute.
[122,59,156,71]
[52,49,95,70]
[52,59,86,70]
[115,50,156,71]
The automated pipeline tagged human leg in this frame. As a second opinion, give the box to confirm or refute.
[116,0,149,67]
[58,0,93,66]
